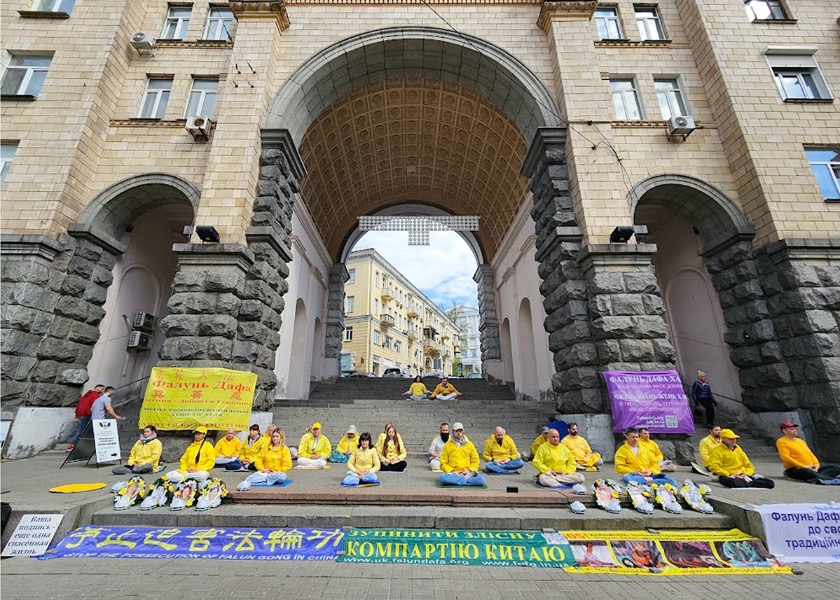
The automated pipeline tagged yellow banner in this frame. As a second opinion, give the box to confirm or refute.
[138,367,257,431]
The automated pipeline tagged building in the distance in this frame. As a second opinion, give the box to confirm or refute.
[341,249,461,377]
[451,305,480,376]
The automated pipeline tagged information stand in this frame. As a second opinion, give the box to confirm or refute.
[59,420,122,468]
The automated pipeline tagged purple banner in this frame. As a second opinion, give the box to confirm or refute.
[603,370,695,434]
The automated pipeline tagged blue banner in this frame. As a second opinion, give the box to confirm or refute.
[38,526,344,561]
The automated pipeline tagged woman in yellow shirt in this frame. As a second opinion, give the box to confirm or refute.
[343,432,381,485]
[237,428,292,490]
[402,376,429,401]
[378,424,407,472]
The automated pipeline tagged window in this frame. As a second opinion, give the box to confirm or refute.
[185,78,218,118]
[635,6,665,40]
[766,52,831,101]
[345,295,355,314]
[806,149,840,200]
[610,78,643,120]
[32,0,75,12]
[347,268,356,284]
[395,341,402,354]
[374,330,381,345]
[384,336,393,350]
[654,78,687,119]
[343,327,353,342]
[1,56,51,97]
[1,143,18,185]
[204,7,234,40]
[375,272,380,287]
[746,0,786,21]
[138,78,172,119]
[161,6,191,40]
[594,7,623,40]
[374,299,379,314]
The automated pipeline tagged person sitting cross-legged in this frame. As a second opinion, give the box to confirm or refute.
[378,424,407,472]
[776,421,840,484]
[532,428,585,487]
[214,427,243,467]
[528,426,551,461]
[639,427,676,472]
[224,424,266,471]
[239,428,292,489]
[297,422,331,469]
[482,426,524,474]
[166,426,216,484]
[343,432,381,486]
[708,429,775,489]
[402,376,429,401]
[439,422,486,486]
[331,425,360,463]
[428,422,450,471]
[561,422,603,471]
[430,377,461,401]
[614,428,678,487]
[112,425,163,475]
[698,424,722,472]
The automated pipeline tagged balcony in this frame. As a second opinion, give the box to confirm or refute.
[406,307,418,318]
[423,338,440,355]
[408,332,417,342]
[380,313,395,328]
[381,289,394,301]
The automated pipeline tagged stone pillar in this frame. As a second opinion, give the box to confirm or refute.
[324,263,350,380]
[473,265,501,377]
[1,230,124,407]
[159,130,303,410]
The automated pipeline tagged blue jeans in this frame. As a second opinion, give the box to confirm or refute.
[440,472,486,486]
[485,458,524,473]
[342,472,379,485]
[622,473,678,487]
[69,417,91,446]
[224,460,256,471]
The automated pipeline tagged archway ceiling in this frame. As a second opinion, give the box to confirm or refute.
[299,78,529,261]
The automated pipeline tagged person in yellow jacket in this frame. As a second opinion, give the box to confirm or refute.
[166,426,216,483]
[561,423,603,471]
[639,427,676,472]
[528,426,551,460]
[331,425,360,463]
[776,420,840,483]
[214,427,243,467]
[532,428,585,487]
[482,426,524,474]
[378,424,407,472]
[297,422,331,469]
[614,428,678,487]
[238,428,292,490]
[343,432,381,485]
[224,424,267,472]
[430,377,461,400]
[698,424,722,470]
[708,429,775,488]
[112,425,163,474]
[439,422,486,486]
[402,376,429,401]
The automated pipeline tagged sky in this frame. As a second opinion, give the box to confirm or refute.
[352,230,479,310]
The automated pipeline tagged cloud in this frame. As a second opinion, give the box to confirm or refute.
[352,231,478,309]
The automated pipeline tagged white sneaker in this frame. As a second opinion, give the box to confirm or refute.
[237,480,252,491]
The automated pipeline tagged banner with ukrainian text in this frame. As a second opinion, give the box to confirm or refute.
[604,370,695,434]
[138,367,256,431]
[563,529,791,575]
[754,503,840,563]
[337,529,575,568]
[38,526,343,560]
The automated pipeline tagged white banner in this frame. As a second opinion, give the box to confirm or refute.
[754,503,840,563]
[92,418,121,464]
[2,514,63,556]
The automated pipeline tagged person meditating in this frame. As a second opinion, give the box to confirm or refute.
[561,422,603,471]
[708,429,775,489]
[378,424,407,472]
[112,425,162,475]
[166,426,216,484]
[297,422,331,469]
[776,421,840,484]
[532,428,585,487]
[427,422,450,471]
[638,427,676,472]
[343,432,381,486]
[214,427,243,467]
[331,425,359,463]
[698,424,722,471]
[402,376,429,401]
[439,422,486,486]
[528,426,551,460]
[482,426,524,474]
[430,377,461,401]
[225,424,266,471]
[237,428,292,490]
[614,427,678,487]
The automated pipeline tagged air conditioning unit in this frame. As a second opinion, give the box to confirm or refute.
[127,331,153,351]
[130,32,156,53]
[666,115,696,136]
[133,311,155,332]
[186,116,212,140]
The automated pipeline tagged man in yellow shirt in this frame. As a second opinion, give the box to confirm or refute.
[439,422,486,486]
[166,426,216,483]
[430,377,461,401]
[776,421,840,484]
[225,424,267,472]
[639,427,676,472]
[214,427,243,467]
[614,428,677,487]
[708,429,774,488]
[297,422,331,468]
[561,422,603,471]
[697,425,722,472]
[532,429,585,487]
[528,426,551,460]
[482,426,524,474]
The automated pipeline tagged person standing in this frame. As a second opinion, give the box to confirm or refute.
[776,421,840,484]
[67,383,104,451]
[708,429,775,489]
[90,386,123,421]
[691,371,718,428]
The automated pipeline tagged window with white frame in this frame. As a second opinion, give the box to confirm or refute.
[161,6,191,40]
[384,336,393,350]
[343,327,353,342]
[766,52,832,101]
[32,0,75,12]
[610,78,643,120]
[395,341,402,354]
[345,295,355,314]
[185,78,218,118]
[375,272,380,287]
[746,0,787,21]
[374,330,381,345]
[806,149,840,200]
[635,6,666,40]
[347,268,356,284]
[138,77,172,119]
[1,143,18,185]
[204,7,234,40]
[654,78,688,119]
[594,7,623,40]
[1,55,51,97]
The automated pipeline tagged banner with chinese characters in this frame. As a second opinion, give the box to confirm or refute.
[336,529,575,568]
[38,526,344,561]
[603,370,695,434]
[139,367,257,431]
[754,503,840,563]
[563,529,791,575]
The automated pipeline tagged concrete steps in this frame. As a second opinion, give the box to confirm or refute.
[307,378,516,401]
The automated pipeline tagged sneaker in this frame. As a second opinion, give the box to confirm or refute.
[66,445,74,452]
[237,480,252,492]
[570,501,587,515]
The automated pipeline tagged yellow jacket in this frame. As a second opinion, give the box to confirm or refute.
[482,435,520,462]
[530,434,548,457]
[408,382,427,395]
[708,443,755,477]
[256,443,292,472]
[699,434,721,467]
[614,443,661,475]
[239,436,267,464]
[349,447,381,473]
[128,438,162,469]
[561,434,594,461]
[378,434,407,462]
[214,436,242,458]
[376,432,405,455]
[776,436,819,470]
[440,438,479,473]
[337,434,360,455]
[298,432,331,459]
[532,442,576,475]
[178,439,216,472]
[639,437,664,462]
[431,382,459,397]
